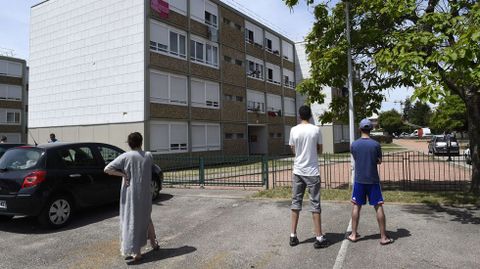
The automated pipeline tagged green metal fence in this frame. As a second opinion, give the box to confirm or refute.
[153,152,472,191]
[153,155,268,187]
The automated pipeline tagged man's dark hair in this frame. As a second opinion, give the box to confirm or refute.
[0,135,6,142]
[50,133,55,138]
[360,128,371,134]
[128,132,143,149]
[298,105,312,121]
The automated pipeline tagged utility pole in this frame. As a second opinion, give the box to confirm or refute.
[344,0,355,187]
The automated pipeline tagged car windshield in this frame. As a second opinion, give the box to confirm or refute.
[0,147,45,171]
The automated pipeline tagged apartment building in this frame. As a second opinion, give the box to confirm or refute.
[0,56,28,143]
[29,0,298,155]
[295,42,350,153]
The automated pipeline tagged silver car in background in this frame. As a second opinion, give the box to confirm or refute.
[428,135,460,156]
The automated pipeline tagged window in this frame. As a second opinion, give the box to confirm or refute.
[235,59,243,66]
[205,1,218,28]
[284,126,292,145]
[224,55,232,63]
[97,146,122,165]
[58,147,95,168]
[236,133,244,139]
[192,123,221,152]
[190,36,219,68]
[245,20,263,47]
[0,84,22,101]
[0,109,21,125]
[225,133,234,139]
[265,31,280,54]
[0,60,22,77]
[223,18,231,24]
[150,20,186,59]
[191,78,220,109]
[266,63,281,84]
[150,122,188,153]
[282,40,294,61]
[150,70,188,105]
[235,96,244,102]
[246,56,264,80]
[267,94,282,116]
[167,0,187,15]
[283,68,295,88]
[284,97,296,116]
[224,94,233,101]
[247,90,265,113]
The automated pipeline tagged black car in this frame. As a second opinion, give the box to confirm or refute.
[428,135,460,156]
[0,143,162,228]
[0,144,25,159]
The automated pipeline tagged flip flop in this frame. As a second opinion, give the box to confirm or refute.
[380,237,394,245]
[346,232,360,243]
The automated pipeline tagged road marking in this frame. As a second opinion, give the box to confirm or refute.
[332,219,352,269]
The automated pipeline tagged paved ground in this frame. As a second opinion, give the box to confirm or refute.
[0,188,479,269]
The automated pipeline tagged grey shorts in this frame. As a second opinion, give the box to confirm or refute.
[291,174,321,213]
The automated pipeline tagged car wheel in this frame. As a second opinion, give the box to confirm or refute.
[0,215,13,221]
[151,179,160,201]
[38,195,73,228]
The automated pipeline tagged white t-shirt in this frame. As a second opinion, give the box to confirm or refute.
[289,123,322,176]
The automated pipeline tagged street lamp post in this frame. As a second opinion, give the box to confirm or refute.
[344,0,355,187]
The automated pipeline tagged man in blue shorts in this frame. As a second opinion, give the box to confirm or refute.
[347,119,394,245]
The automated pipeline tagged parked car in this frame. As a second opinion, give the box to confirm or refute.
[0,143,162,227]
[428,135,460,156]
[464,148,472,165]
[0,144,25,159]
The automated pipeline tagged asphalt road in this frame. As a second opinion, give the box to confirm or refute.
[0,188,479,269]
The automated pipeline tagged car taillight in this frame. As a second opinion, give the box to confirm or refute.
[21,170,47,189]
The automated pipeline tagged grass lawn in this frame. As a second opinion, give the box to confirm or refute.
[252,187,480,206]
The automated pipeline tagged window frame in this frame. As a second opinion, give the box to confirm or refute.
[247,90,266,113]
[0,84,22,101]
[149,69,188,106]
[246,56,264,81]
[150,121,189,153]
[191,122,221,152]
[190,35,219,68]
[191,78,220,109]
[284,97,296,117]
[0,108,21,125]
[150,20,187,60]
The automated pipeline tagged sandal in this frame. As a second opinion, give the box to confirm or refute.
[151,239,160,251]
[380,237,394,245]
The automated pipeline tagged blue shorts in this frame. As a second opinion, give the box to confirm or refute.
[351,182,384,206]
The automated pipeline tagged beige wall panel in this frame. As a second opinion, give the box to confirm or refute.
[265,83,282,95]
[191,64,221,81]
[284,89,297,98]
[285,116,297,126]
[265,52,281,65]
[282,59,295,70]
[246,78,265,91]
[150,103,188,119]
[150,52,188,74]
[246,43,264,59]
[150,10,188,30]
[0,101,23,109]
[0,125,22,133]
[190,19,208,38]
[248,113,267,124]
[319,125,334,153]
[191,107,221,121]
[0,76,22,85]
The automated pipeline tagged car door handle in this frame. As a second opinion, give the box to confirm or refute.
[69,174,82,178]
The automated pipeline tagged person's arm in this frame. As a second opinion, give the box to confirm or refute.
[104,154,129,185]
[317,128,323,154]
[289,128,295,155]
[377,144,383,164]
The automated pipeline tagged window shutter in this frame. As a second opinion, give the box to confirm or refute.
[150,72,169,102]
[170,76,187,104]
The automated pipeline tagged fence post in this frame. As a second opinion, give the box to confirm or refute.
[199,157,205,187]
[262,155,269,189]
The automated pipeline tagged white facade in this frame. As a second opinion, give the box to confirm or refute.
[29,0,145,128]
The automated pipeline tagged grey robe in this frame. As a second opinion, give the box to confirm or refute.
[105,150,160,255]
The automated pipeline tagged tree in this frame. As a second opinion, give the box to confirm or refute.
[408,101,432,127]
[378,109,404,135]
[402,98,412,121]
[283,0,480,193]
[429,94,467,134]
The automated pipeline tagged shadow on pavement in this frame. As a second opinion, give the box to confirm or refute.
[353,228,411,242]
[0,192,176,234]
[402,204,480,224]
[126,245,197,266]
[0,203,119,234]
[299,233,346,246]
[153,193,174,206]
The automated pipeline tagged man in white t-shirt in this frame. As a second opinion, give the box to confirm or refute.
[288,105,330,249]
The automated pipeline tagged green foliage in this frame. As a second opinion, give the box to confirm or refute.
[378,109,404,135]
[408,101,432,127]
[429,94,467,133]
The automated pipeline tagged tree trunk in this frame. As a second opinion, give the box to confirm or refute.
[466,91,480,194]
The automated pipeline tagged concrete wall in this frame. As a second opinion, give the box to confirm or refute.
[29,122,144,151]
[30,0,145,128]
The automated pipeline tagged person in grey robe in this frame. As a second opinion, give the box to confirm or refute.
[104,132,161,261]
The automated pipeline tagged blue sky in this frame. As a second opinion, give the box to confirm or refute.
[0,0,409,110]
